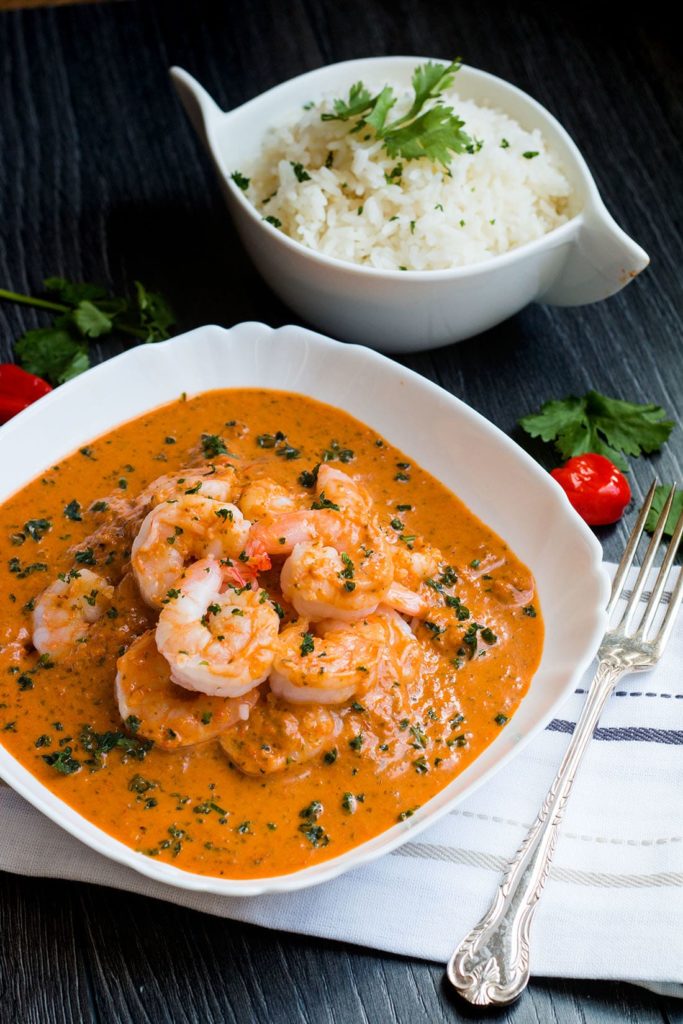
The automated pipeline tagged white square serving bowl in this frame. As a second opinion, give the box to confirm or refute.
[0,322,609,896]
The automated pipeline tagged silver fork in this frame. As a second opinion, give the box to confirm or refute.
[446,481,683,1006]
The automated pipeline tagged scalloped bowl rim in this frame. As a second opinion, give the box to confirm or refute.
[0,322,609,897]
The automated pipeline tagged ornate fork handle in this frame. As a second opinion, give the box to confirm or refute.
[446,656,624,1006]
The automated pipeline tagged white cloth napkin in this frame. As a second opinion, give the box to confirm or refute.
[1,564,682,989]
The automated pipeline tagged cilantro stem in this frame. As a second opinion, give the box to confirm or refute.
[0,289,70,314]
[0,288,148,341]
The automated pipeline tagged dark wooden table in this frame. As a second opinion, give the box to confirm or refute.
[1,1,681,1021]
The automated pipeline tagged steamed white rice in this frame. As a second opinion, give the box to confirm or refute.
[242,83,575,271]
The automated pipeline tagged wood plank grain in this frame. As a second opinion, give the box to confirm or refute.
[0,2,681,1023]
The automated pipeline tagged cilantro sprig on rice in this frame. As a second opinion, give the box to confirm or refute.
[321,60,472,168]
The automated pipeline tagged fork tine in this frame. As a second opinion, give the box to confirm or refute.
[616,484,676,634]
[637,487,681,638]
[607,481,657,616]
[652,502,683,654]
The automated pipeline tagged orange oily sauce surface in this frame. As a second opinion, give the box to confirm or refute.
[0,389,543,878]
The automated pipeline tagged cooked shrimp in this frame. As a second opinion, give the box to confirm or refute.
[312,464,374,516]
[219,694,340,775]
[131,495,252,607]
[390,540,443,590]
[239,477,307,523]
[269,608,418,705]
[32,568,114,657]
[116,630,259,750]
[136,462,240,509]
[251,467,393,621]
[155,558,280,698]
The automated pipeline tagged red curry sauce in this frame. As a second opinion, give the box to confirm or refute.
[0,389,543,878]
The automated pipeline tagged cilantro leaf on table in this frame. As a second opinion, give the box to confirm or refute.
[43,277,108,305]
[645,486,683,539]
[14,328,89,384]
[321,59,471,168]
[519,390,674,471]
[0,276,175,386]
[72,300,113,338]
[134,281,176,342]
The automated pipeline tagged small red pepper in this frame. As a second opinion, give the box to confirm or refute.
[551,453,631,526]
[0,364,52,424]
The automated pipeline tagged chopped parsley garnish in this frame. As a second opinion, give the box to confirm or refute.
[231,170,250,190]
[322,439,355,464]
[8,557,48,578]
[264,215,282,228]
[423,620,446,639]
[42,747,81,774]
[291,161,311,182]
[439,565,457,587]
[74,547,95,565]
[399,807,419,821]
[24,518,51,541]
[311,491,341,511]
[413,755,429,774]
[338,552,355,590]
[300,800,323,821]
[522,151,539,159]
[79,724,152,767]
[298,465,320,488]
[201,433,229,458]
[349,733,364,751]
[409,723,427,749]
[495,713,509,726]
[299,632,315,657]
[256,430,300,460]
[445,595,470,620]
[63,500,82,521]
[128,774,156,794]
[522,604,537,618]
[341,792,357,814]
[195,800,228,817]
[323,747,338,765]
[299,824,329,847]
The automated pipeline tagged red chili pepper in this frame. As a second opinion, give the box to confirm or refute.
[551,453,631,526]
[0,364,52,424]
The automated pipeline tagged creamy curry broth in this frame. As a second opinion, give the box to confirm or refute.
[0,389,542,878]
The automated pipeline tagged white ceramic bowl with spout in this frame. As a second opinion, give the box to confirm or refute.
[170,58,649,353]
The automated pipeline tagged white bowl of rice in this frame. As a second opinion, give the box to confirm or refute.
[171,57,648,353]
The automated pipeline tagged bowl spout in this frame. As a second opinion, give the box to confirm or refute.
[170,67,224,151]
[541,203,649,306]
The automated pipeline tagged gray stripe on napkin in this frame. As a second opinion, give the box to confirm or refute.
[392,842,683,888]
[546,721,683,744]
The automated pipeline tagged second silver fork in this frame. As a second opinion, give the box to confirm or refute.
[446,482,683,1006]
